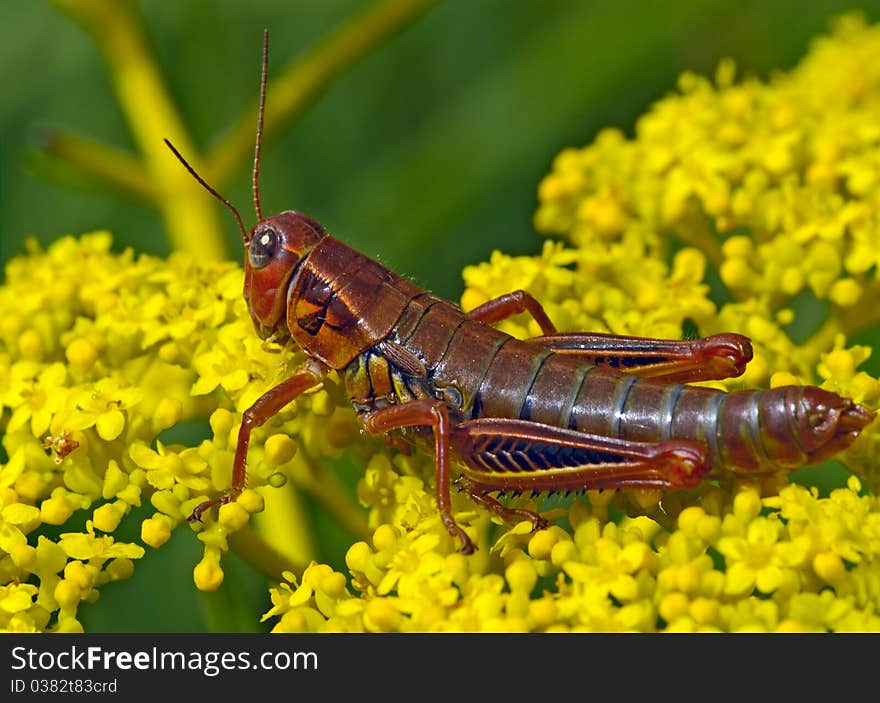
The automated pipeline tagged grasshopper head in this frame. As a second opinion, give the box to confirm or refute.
[244,210,326,340]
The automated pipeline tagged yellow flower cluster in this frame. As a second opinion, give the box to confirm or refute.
[4,13,880,633]
[0,233,361,630]
[265,478,880,632]
[533,13,880,374]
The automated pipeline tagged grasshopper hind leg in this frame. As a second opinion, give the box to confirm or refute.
[455,475,549,532]
[449,418,710,494]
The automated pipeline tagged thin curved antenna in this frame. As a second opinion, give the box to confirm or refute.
[164,138,248,242]
[253,29,269,223]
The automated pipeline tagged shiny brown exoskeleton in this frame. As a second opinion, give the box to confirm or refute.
[167,33,875,554]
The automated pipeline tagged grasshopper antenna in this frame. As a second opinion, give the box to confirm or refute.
[253,29,269,223]
[164,138,249,243]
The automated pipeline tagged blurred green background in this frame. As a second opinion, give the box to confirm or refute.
[3,0,880,631]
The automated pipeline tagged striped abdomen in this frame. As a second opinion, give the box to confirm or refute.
[474,339,871,474]
[566,373,871,473]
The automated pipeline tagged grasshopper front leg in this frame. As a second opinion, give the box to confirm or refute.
[188,364,325,523]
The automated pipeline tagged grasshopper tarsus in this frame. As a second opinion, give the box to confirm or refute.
[187,491,240,524]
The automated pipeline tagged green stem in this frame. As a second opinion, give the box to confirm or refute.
[51,0,227,259]
[33,129,157,203]
[678,213,724,268]
[296,448,371,543]
[205,0,443,186]
[251,482,316,571]
[228,524,305,580]
[808,284,880,353]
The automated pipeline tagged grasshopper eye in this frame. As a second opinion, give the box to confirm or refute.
[249,227,278,268]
